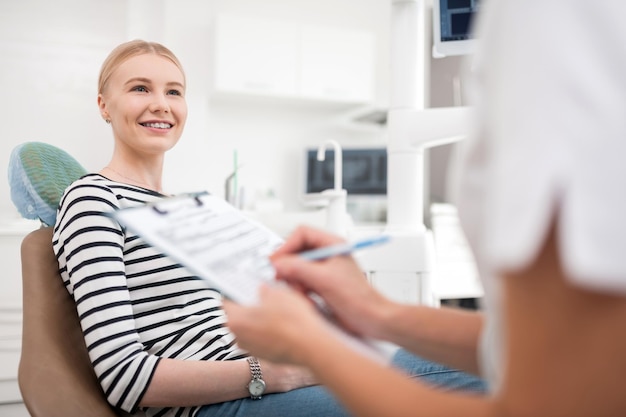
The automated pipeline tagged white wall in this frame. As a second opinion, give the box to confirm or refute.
[0,0,128,217]
[0,0,392,219]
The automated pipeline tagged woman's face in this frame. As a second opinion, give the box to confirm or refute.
[98,53,187,156]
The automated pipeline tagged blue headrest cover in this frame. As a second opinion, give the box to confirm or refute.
[8,142,87,227]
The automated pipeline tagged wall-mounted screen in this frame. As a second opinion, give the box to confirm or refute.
[432,0,481,57]
[304,147,387,195]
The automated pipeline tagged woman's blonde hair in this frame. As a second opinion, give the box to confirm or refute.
[98,39,185,94]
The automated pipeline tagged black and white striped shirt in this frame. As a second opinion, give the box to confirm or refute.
[53,174,247,417]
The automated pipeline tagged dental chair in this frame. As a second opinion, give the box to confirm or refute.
[9,142,129,417]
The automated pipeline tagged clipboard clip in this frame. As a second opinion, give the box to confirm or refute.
[151,191,208,215]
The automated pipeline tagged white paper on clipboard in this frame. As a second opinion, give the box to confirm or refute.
[111,192,397,363]
[112,192,283,305]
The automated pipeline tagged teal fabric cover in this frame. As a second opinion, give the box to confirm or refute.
[8,142,87,227]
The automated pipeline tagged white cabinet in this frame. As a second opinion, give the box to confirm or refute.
[0,403,29,416]
[213,14,376,104]
[214,15,298,97]
[299,25,375,103]
[430,204,483,302]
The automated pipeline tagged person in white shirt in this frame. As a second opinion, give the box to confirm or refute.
[223,1,626,416]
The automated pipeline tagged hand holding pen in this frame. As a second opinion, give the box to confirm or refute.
[225,226,394,363]
[269,226,395,339]
[269,228,389,302]
[289,233,389,317]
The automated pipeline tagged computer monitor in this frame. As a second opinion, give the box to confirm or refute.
[432,0,481,57]
[304,147,387,196]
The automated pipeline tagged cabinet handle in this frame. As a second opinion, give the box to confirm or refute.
[243,81,272,90]
[322,87,349,96]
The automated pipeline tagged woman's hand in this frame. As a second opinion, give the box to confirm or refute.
[225,226,399,370]
[270,226,396,339]
[224,283,336,366]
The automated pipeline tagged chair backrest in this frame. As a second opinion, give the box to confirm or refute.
[18,227,123,417]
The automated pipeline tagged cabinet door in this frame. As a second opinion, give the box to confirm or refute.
[214,14,298,97]
[299,25,375,103]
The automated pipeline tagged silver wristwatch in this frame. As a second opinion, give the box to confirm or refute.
[246,357,266,400]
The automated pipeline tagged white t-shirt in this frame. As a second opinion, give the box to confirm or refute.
[453,0,626,391]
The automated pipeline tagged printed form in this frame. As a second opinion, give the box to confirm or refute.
[113,192,282,305]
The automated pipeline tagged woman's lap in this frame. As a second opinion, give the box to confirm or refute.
[390,348,487,393]
[196,384,351,417]
[196,349,487,417]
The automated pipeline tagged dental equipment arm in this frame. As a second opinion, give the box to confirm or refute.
[357,0,471,306]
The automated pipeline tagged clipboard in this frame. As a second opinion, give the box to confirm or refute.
[112,192,396,362]
[111,192,283,305]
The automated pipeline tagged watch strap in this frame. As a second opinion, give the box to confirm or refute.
[247,356,263,381]
[246,356,265,399]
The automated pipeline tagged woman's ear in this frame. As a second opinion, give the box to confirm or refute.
[97,94,109,122]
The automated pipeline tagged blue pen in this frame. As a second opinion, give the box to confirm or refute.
[299,235,391,261]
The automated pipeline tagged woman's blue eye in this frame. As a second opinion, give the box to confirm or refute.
[132,86,148,92]
[168,89,182,96]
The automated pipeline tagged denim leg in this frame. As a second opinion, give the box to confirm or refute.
[197,349,487,417]
[196,385,352,417]
[390,348,488,393]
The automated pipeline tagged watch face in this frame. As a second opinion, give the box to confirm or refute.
[248,379,266,397]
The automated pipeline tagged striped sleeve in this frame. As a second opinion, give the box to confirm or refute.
[53,177,160,412]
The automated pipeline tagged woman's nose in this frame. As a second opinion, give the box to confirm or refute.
[150,93,170,113]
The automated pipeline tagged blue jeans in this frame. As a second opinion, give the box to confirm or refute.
[391,348,487,392]
[196,349,486,417]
